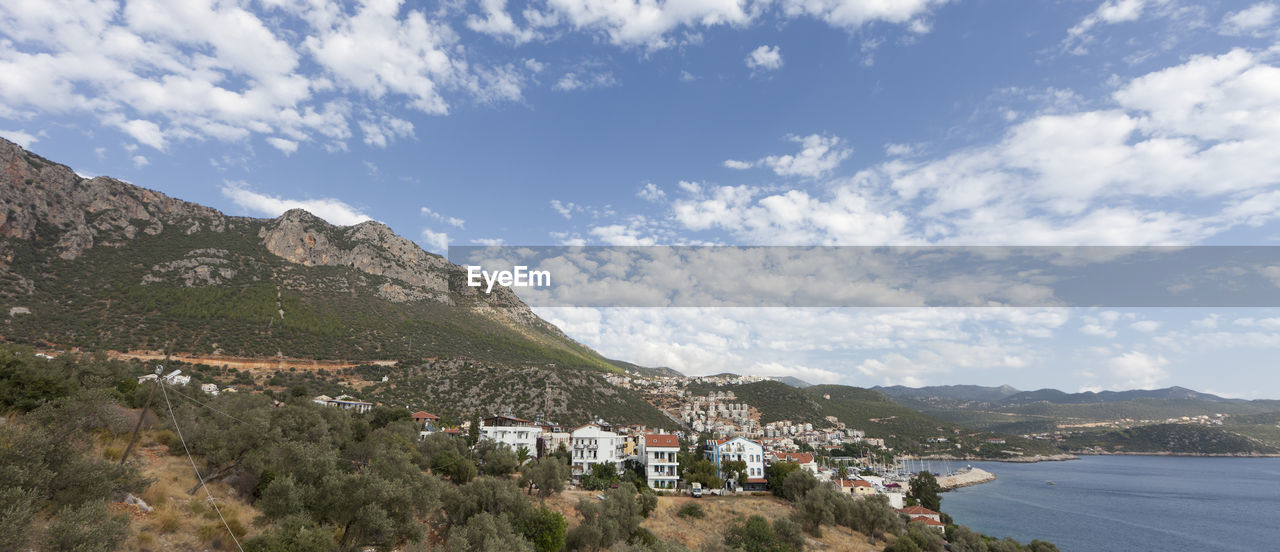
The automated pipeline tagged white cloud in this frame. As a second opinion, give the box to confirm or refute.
[1105,351,1168,388]
[589,224,657,246]
[0,0,517,155]
[1220,3,1277,36]
[131,154,149,168]
[1065,0,1158,53]
[746,45,783,71]
[266,137,299,155]
[420,206,465,228]
[1131,320,1160,332]
[637,183,666,202]
[467,0,540,44]
[780,0,946,30]
[472,237,506,246]
[360,115,415,148]
[553,71,618,92]
[0,129,38,148]
[420,227,449,253]
[550,199,579,219]
[722,133,853,178]
[221,182,372,226]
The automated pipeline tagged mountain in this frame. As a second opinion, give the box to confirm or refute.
[774,376,813,388]
[0,138,672,426]
[875,384,1021,403]
[996,386,1231,406]
[604,357,684,378]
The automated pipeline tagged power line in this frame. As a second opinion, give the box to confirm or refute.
[160,382,245,552]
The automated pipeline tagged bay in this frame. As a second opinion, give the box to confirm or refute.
[941,455,1280,551]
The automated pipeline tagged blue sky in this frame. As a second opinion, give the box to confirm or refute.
[4,0,1280,396]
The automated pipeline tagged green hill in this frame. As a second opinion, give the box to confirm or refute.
[1062,423,1279,455]
[0,138,678,426]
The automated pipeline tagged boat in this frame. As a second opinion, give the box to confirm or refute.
[1046,481,1056,485]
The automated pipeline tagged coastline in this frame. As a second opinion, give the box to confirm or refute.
[1069,450,1280,458]
[937,467,996,490]
[908,453,1079,464]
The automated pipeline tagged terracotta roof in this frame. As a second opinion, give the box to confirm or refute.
[774,452,814,464]
[644,434,679,447]
[910,516,945,526]
[412,411,440,419]
[898,506,941,516]
[745,478,767,483]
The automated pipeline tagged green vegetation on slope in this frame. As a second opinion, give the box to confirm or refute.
[1,220,615,371]
[1061,423,1279,454]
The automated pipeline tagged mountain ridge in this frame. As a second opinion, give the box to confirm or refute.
[0,138,680,426]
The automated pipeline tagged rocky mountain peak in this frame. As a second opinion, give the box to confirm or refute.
[0,138,227,264]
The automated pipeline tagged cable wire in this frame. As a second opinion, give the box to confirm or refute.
[160,382,245,552]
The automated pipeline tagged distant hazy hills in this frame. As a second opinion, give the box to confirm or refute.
[874,384,1242,407]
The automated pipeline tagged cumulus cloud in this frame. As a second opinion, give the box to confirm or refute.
[1064,0,1159,53]
[637,183,666,202]
[0,0,523,154]
[420,228,449,253]
[360,115,415,148]
[1105,351,1169,388]
[0,129,38,148]
[723,134,852,179]
[467,0,540,44]
[421,206,465,228]
[266,137,299,155]
[1219,3,1277,36]
[221,182,372,226]
[746,45,783,71]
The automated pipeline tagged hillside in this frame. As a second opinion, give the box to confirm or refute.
[1061,423,1280,455]
[0,138,675,426]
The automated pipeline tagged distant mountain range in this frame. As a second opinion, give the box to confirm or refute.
[874,384,1242,406]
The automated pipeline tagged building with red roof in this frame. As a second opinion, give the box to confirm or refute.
[897,505,942,522]
[640,433,681,489]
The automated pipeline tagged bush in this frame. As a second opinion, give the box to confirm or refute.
[677,502,705,519]
[722,515,800,552]
[43,501,130,552]
[447,512,534,552]
[516,508,567,552]
[243,516,339,552]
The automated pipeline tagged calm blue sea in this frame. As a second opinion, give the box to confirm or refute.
[941,455,1280,552]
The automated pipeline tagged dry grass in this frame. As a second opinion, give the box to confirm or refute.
[545,491,882,551]
[115,430,261,552]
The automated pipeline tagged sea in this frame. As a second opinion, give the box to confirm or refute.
[940,455,1280,552]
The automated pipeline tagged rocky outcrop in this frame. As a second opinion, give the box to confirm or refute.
[0,138,228,263]
[258,209,453,294]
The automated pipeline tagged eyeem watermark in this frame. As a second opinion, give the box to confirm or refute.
[467,265,551,293]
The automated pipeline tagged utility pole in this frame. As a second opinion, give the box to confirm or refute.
[121,365,164,465]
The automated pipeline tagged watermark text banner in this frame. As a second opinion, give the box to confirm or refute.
[447,246,1280,307]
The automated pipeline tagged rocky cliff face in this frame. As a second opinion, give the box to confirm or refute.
[0,139,228,264]
[1,137,571,353]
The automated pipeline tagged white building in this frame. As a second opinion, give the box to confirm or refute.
[639,433,680,490]
[704,437,766,491]
[480,415,539,458]
[570,423,626,478]
[312,394,373,414]
[200,383,220,396]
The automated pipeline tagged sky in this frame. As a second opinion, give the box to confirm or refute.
[3,0,1280,397]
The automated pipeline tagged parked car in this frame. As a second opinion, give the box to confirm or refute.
[691,482,703,498]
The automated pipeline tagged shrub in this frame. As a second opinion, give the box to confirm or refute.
[516,508,567,552]
[677,502,705,519]
[43,501,129,552]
